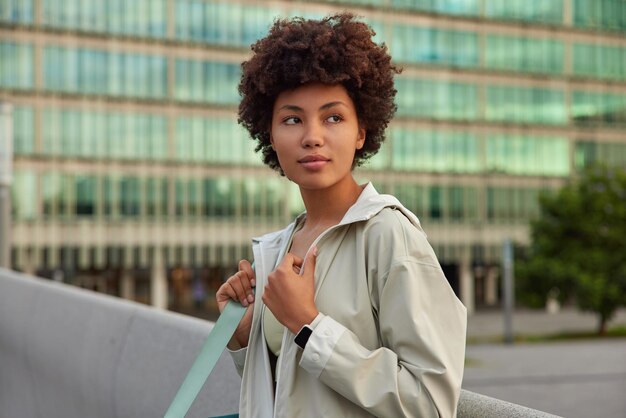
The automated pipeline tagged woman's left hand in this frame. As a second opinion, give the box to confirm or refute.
[263,246,319,334]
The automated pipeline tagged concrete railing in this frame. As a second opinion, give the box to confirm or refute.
[0,269,560,418]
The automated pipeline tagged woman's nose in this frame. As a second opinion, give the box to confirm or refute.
[301,122,324,148]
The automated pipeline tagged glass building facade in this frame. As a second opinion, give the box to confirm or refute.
[2,0,625,312]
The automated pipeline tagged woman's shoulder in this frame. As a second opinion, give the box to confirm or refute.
[363,206,425,240]
[363,207,437,262]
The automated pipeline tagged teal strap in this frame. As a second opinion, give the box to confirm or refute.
[164,278,253,418]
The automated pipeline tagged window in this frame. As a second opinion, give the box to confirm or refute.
[12,170,36,220]
[12,106,34,155]
[0,42,33,89]
[76,176,96,216]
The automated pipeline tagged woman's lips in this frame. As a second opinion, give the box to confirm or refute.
[301,160,328,170]
[299,155,330,170]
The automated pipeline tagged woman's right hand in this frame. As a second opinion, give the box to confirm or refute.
[216,259,256,349]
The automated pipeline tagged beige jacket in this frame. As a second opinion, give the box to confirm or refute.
[229,183,467,417]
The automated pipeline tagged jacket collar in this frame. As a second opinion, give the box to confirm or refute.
[252,182,421,244]
[339,182,421,228]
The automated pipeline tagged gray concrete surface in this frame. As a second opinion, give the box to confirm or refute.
[0,268,241,418]
[465,307,626,417]
[1,269,560,418]
[463,340,626,418]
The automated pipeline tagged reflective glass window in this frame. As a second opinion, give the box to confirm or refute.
[75,175,96,216]
[42,172,61,217]
[11,170,36,220]
[41,108,168,160]
[486,86,566,125]
[175,178,186,217]
[575,141,626,169]
[485,0,563,24]
[176,1,279,47]
[175,59,240,104]
[241,5,278,46]
[391,0,478,16]
[40,0,166,38]
[487,187,543,222]
[391,25,478,68]
[573,43,626,81]
[120,176,140,217]
[265,178,286,221]
[448,187,465,221]
[145,179,155,218]
[366,141,390,170]
[429,186,442,220]
[150,0,167,37]
[175,0,191,40]
[396,78,477,121]
[0,42,33,89]
[12,106,34,155]
[42,109,61,156]
[237,176,286,222]
[393,183,427,218]
[175,115,258,165]
[391,128,480,173]
[202,177,236,219]
[43,46,166,99]
[571,91,626,126]
[0,0,34,24]
[486,135,570,176]
[573,0,626,32]
[486,35,563,75]
[103,176,117,217]
[242,177,261,220]
[188,179,200,218]
[58,174,71,218]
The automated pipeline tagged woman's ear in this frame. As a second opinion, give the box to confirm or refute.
[356,127,366,150]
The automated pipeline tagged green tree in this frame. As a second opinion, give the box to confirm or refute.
[516,165,626,334]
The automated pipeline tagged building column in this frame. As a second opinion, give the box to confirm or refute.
[22,248,37,276]
[485,266,499,306]
[120,269,135,301]
[151,248,168,309]
[459,255,475,315]
[0,183,10,269]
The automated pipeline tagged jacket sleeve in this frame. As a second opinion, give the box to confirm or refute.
[227,347,247,377]
[298,212,467,417]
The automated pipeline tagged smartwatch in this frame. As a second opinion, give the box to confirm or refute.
[294,324,313,349]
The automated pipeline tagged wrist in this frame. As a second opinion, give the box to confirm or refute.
[288,309,319,334]
[233,328,250,348]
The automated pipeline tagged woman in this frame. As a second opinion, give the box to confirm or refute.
[216,13,467,418]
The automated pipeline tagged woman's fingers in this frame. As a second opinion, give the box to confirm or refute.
[239,259,256,288]
[219,260,255,306]
[229,271,253,306]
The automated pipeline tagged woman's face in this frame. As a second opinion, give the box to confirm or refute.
[270,82,366,192]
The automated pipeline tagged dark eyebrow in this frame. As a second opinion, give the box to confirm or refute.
[319,101,346,111]
[278,105,303,112]
[278,101,347,112]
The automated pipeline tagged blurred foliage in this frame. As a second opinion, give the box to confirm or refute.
[516,165,626,334]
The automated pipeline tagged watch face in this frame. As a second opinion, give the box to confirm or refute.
[295,325,313,349]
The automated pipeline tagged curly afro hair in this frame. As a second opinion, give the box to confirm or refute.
[238,13,401,174]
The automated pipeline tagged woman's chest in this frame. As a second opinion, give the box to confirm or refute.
[308,228,381,349]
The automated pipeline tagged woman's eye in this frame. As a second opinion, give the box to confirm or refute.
[284,117,300,125]
[326,115,342,123]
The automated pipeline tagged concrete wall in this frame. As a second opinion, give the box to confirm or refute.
[0,269,560,418]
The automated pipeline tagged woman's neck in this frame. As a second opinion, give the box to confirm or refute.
[299,178,364,228]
